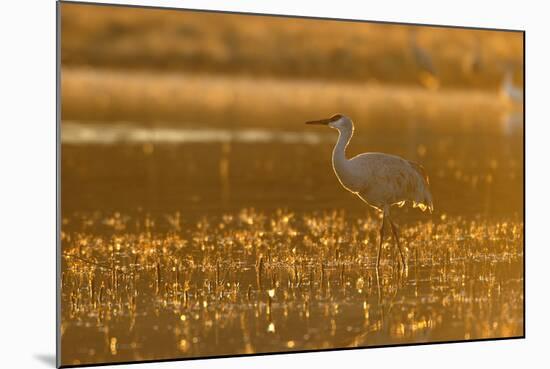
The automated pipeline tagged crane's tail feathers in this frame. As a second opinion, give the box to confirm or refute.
[422,191,434,213]
[424,194,434,213]
[413,199,433,213]
[414,188,434,213]
[408,160,434,213]
[408,160,430,185]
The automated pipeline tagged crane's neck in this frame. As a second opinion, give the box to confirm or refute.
[332,127,353,175]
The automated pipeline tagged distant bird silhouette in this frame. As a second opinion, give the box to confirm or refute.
[462,37,483,77]
[500,68,523,103]
[499,66,523,136]
[306,114,433,269]
[408,29,439,90]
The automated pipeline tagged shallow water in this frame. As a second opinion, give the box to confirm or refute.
[61,122,523,217]
[60,210,523,365]
[60,122,523,366]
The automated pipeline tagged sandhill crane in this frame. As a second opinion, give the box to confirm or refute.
[408,29,439,90]
[462,36,483,77]
[500,69,523,104]
[306,114,433,269]
[499,67,523,136]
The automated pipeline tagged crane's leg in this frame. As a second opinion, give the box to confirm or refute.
[389,218,406,269]
[377,213,386,270]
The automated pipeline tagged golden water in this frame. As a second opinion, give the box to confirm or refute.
[60,133,523,366]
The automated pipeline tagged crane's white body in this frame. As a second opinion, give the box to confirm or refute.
[307,114,433,269]
[328,116,433,214]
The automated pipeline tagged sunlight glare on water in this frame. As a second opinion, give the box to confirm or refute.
[61,122,329,145]
[60,208,523,364]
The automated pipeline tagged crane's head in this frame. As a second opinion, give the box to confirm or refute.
[305,114,353,133]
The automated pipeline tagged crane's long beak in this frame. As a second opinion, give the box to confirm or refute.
[305,118,331,125]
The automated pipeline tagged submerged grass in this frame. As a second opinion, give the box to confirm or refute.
[60,209,523,365]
